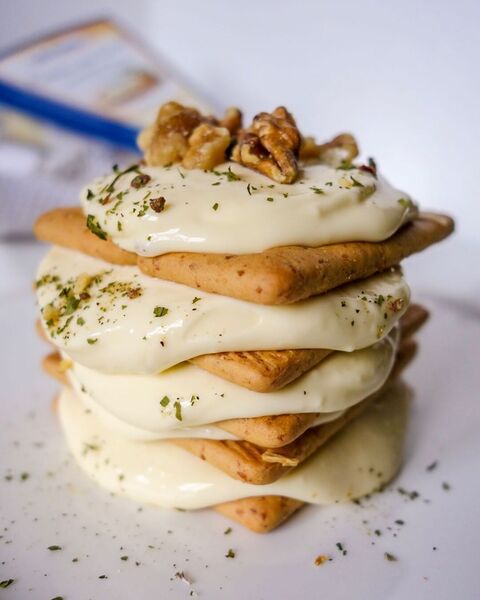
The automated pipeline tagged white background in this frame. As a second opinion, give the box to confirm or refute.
[1,0,479,243]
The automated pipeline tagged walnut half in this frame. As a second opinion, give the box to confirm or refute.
[137,101,203,167]
[231,106,301,184]
[137,102,242,171]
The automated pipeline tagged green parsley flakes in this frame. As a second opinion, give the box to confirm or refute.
[212,202,219,211]
[174,401,183,421]
[160,396,170,407]
[86,215,107,240]
[224,166,241,181]
[0,579,15,588]
[107,164,139,193]
[310,186,325,194]
[153,306,168,318]
[48,545,62,551]
[87,338,98,345]
[398,197,412,208]
[225,548,236,558]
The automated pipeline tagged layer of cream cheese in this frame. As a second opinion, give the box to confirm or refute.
[80,162,416,255]
[36,246,409,374]
[75,386,345,441]
[64,328,397,433]
[58,382,410,509]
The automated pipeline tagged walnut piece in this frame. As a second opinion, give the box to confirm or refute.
[231,106,301,183]
[138,102,242,170]
[220,107,242,134]
[300,133,359,167]
[183,123,231,170]
[138,101,203,167]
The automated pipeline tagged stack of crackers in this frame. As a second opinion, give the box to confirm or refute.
[34,103,454,533]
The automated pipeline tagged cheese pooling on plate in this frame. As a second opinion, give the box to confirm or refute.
[58,382,410,509]
[64,328,397,434]
[36,247,409,374]
[80,162,417,256]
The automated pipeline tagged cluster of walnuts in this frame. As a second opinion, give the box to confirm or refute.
[137,101,359,184]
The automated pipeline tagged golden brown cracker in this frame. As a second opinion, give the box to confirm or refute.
[214,495,304,533]
[172,392,377,484]
[218,412,320,450]
[42,352,68,385]
[137,213,454,304]
[34,207,453,304]
[190,348,331,392]
[34,207,137,266]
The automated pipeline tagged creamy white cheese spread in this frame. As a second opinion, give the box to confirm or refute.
[36,247,409,374]
[63,328,397,433]
[58,382,410,508]
[80,162,416,256]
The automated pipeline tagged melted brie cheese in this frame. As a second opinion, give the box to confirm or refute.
[36,247,409,374]
[58,382,410,508]
[80,162,416,255]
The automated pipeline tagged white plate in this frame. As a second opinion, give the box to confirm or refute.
[1,240,479,600]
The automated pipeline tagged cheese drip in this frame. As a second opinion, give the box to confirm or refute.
[80,162,416,255]
[58,382,410,509]
[37,246,409,374]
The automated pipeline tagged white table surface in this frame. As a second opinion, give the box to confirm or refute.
[1,235,479,599]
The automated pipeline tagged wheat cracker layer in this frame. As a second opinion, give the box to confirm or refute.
[34,207,453,305]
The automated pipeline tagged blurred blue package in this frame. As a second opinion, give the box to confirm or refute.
[0,18,211,239]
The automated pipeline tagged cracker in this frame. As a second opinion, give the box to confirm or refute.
[137,212,454,304]
[173,390,376,484]
[42,352,68,385]
[34,207,453,304]
[214,495,304,533]
[34,207,137,266]
[190,348,331,392]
